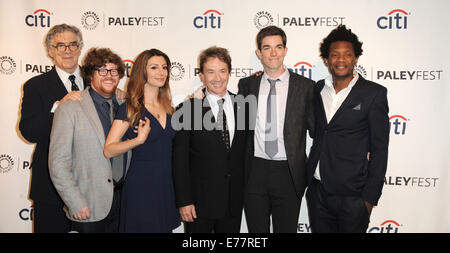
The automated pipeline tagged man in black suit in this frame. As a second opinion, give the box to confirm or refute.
[18,24,86,233]
[305,25,389,233]
[172,46,247,233]
[237,26,315,233]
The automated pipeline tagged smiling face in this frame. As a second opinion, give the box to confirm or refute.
[90,63,120,98]
[199,57,229,97]
[324,41,358,81]
[145,56,168,89]
[256,35,287,76]
[48,31,81,74]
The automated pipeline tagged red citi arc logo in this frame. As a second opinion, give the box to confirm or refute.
[288,61,313,79]
[389,114,408,135]
[25,9,52,27]
[377,9,408,29]
[123,59,135,78]
[193,9,222,29]
[368,220,401,233]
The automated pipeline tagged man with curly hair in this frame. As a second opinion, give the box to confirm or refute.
[305,25,390,233]
[49,48,128,233]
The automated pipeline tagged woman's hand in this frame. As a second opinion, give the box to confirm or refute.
[135,117,151,144]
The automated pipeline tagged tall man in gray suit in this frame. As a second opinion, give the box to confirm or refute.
[49,48,127,233]
[238,26,315,232]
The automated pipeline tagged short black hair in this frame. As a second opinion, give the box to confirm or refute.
[256,25,287,50]
[319,24,363,59]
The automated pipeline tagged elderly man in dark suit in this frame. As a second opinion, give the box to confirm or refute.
[305,25,389,233]
[238,26,315,233]
[18,24,86,233]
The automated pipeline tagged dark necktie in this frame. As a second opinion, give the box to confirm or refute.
[105,99,123,182]
[217,98,230,152]
[68,75,79,91]
[265,78,279,158]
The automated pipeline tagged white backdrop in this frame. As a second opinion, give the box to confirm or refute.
[1,0,449,233]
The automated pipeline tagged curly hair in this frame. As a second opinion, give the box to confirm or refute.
[319,24,363,59]
[81,47,125,81]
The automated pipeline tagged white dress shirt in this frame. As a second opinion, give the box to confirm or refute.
[205,89,235,146]
[314,73,359,180]
[51,66,84,113]
[254,68,290,161]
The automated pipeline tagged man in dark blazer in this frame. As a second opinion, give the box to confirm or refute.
[305,25,389,233]
[173,46,247,233]
[18,24,86,233]
[237,26,315,233]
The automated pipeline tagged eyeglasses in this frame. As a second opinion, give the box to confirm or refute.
[52,42,79,52]
[95,68,119,76]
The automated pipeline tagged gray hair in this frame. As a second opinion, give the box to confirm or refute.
[44,24,84,56]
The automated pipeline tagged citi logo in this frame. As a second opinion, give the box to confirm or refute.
[288,62,314,79]
[193,9,222,29]
[389,115,408,135]
[377,9,409,29]
[19,205,34,221]
[368,220,401,233]
[123,59,134,78]
[25,9,52,27]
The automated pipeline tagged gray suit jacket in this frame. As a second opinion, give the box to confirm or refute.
[49,87,121,222]
[237,70,315,199]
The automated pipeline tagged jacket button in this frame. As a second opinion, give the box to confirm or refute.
[107,179,112,183]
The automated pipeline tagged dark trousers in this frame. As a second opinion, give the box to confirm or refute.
[185,212,242,233]
[244,157,301,233]
[70,185,121,233]
[33,201,70,233]
[305,179,370,233]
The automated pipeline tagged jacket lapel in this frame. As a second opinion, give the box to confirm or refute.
[45,67,68,101]
[283,72,302,132]
[327,77,365,126]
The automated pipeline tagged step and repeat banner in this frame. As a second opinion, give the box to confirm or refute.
[1,0,449,233]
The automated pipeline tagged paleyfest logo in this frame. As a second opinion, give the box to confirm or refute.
[0,56,16,75]
[81,11,100,30]
[254,11,274,29]
[170,62,185,81]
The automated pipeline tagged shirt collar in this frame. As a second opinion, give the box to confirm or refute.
[89,87,117,105]
[55,65,82,84]
[324,72,359,90]
[205,89,231,106]
[262,66,290,86]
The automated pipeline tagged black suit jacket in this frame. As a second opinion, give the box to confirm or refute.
[237,70,315,199]
[19,67,87,205]
[172,92,248,219]
[306,76,389,206]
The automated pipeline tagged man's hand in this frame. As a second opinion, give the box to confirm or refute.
[364,201,373,214]
[60,91,82,103]
[179,204,197,222]
[73,206,90,220]
[116,88,126,100]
